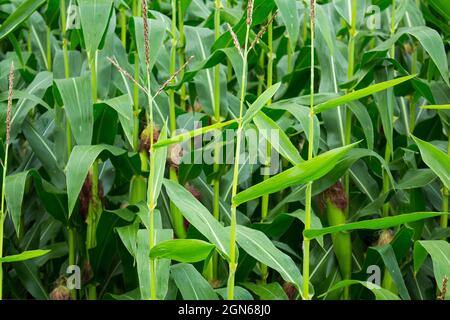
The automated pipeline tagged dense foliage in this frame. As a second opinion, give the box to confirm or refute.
[0,0,449,300]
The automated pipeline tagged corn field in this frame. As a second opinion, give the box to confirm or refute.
[0,0,449,301]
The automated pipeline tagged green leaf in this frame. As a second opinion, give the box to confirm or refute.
[22,118,65,186]
[170,263,218,300]
[253,111,303,165]
[234,225,303,293]
[414,240,450,300]
[163,179,230,258]
[103,95,134,148]
[78,0,113,55]
[242,83,281,126]
[397,169,437,190]
[304,212,447,239]
[55,75,94,146]
[348,101,374,150]
[0,250,50,263]
[421,104,450,110]
[274,0,300,49]
[286,209,324,247]
[412,136,450,189]
[149,127,168,210]
[366,27,449,85]
[153,120,236,149]
[10,72,53,140]
[370,245,410,300]
[215,286,254,300]
[131,17,166,73]
[314,75,416,114]
[116,223,139,257]
[428,0,450,20]
[320,280,401,300]
[4,169,68,226]
[0,90,51,111]
[5,171,29,237]
[233,143,358,206]
[268,102,320,155]
[242,282,289,300]
[13,260,48,299]
[66,144,126,217]
[136,228,172,300]
[150,239,215,263]
[173,47,243,90]
[0,0,46,40]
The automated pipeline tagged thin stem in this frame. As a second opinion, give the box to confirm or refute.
[46,26,52,72]
[344,0,357,216]
[260,13,274,283]
[287,38,293,74]
[383,0,397,217]
[68,228,76,300]
[120,7,127,51]
[140,0,158,300]
[60,0,72,156]
[441,137,450,229]
[390,0,396,59]
[210,0,222,282]
[302,1,315,300]
[61,0,77,300]
[86,53,100,300]
[0,143,9,300]
[178,0,187,111]
[382,145,391,217]
[133,53,140,152]
[227,22,250,301]
[168,0,186,239]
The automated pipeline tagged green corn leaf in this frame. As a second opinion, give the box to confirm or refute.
[428,0,450,20]
[274,0,300,50]
[253,111,303,165]
[0,250,50,263]
[5,171,30,237]
[153,120,236,149]
[233,143,358,206]
[234,225,303,293]
[365,27,449,85]
[304,212,447,239]
[242,83,282,126]
[55,75,94,146]
[421,104,450,110]
[116,223,139,257]
[0,0,46,40]
[414,240,450,300]
[0,90,51,111]
[10,72,53,140]
[314,75,416,114]
[320,280,401,300]
[170,263,219,300]
[149,126,167,210]
[131,17,166,73]
[136,228,172,300]
[103,95,134,148]
[412,136,450,189]
[163,179,230,259]
[66,145,126,217]
[268,102,320,155]
[150,239,215,263]
[242,282,289,300]
[215,286,254,300]
[370,245,410,300]
[78,0,114,55]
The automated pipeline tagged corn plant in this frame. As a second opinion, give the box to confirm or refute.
[0,0,448,301]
